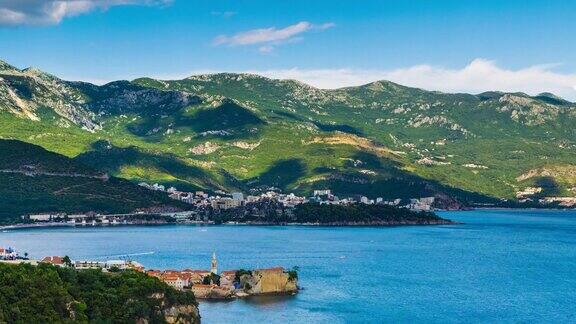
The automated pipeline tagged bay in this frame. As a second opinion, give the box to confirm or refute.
[1,209,576,323]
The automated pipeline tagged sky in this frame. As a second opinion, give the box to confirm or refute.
[0,0,575,100]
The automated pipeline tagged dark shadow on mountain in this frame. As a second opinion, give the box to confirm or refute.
[218,169,249,193]
[187,101,264,132]
[533,93,571,106]
[0,139,189,222]
[302,150,501,208]
[3,76,35,100]
[313,166,337,173]
[313,123,364,136]
[247,159,306,190]
[534,176,561,197]
[348,151,402,170]
[300,171,501,208]
[271,110,304,122]
[272,110,364,136]
[126,100,265,141]
[74,140,222,192]
[477,91,503,101]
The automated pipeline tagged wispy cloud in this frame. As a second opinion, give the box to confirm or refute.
[0,0,171,26]
[211,10,236,18]
[213,21,335,52]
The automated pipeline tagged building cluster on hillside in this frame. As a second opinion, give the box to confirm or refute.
[516,186,576,207]
[145,253,297,299]
[36,250,297,300]
[146,253,232,298]
[139,182,437,211]
[41,255,145,272]
[22,186,437,224]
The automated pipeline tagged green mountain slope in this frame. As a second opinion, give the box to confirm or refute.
[0,139,186,223]
[1,59,574,206]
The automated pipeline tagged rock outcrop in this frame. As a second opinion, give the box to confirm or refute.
[239,268,298,295]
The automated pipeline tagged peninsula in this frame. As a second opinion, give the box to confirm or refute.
[2,247,299,302]
[147,253,299,300]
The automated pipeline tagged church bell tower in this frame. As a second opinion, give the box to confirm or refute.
[210,252,217,274]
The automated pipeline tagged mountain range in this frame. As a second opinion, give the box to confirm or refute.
[0,59,574,218]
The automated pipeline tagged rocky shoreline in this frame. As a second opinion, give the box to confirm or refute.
[0,218,459,231]
[220,219,458,226]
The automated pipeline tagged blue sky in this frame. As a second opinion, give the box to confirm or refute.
[1,0,575,99]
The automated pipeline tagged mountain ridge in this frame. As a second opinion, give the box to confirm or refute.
[1,59,574,206]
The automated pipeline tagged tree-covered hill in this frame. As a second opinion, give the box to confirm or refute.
[0,139,187,223]
[1,59,574,206]
[0,263,200,323]
[212,201,454,225]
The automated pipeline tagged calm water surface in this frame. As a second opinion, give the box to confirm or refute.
[2,209,576,323]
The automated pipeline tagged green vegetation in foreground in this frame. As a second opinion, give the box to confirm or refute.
[0,263,199,323]
[212,202,453,225]
[0,139,188,224]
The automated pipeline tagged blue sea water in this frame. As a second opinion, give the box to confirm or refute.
[1,209,576,323]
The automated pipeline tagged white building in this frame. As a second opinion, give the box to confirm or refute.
[75,260,107,270]
[28,214,54,221]
[313,189,332,196]
[161,274,190,290]
[211,197,240,210]
[0,247,18,260]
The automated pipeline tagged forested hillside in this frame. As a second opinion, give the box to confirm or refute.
[1,59,574,207]
[0,263,199,323]
[0,139,186,223]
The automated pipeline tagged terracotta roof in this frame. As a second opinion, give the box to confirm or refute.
[147,270,162,277]
[41,256,64,265]
[182,269,210,274]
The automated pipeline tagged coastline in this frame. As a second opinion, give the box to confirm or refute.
[1,219,458,231]
[466,206,576,211]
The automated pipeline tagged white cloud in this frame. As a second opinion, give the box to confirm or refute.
[213,21,335,52]
[0,0,171,25]
[258,45,274,54]
[318,22,336,30]
[240,59,576,101]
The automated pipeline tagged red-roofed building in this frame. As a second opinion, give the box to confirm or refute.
[41,256,65,266]
[161,273,190,290]
[146,270,162,278]
[182,269,211,284]
[220,270,238,287]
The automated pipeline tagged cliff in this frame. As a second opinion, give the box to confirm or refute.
[239,268,298,295]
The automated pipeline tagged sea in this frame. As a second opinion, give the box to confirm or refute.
[1,209,575,323]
